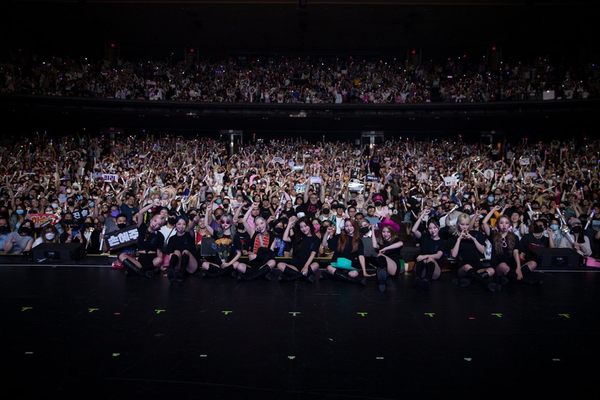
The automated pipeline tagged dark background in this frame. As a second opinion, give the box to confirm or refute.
[1,0,598,139]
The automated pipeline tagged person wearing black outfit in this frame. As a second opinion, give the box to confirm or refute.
[165,216,199,282]
[323,218,373,284]
[119,202,165,278]
[482,209,520,289]
[275,216,321,282]
[234,216,276,280]
[450,213,498,292]
[200,213,242,278]
[374,225,403,292]
[411,209,446,289]
[517,219,548,285]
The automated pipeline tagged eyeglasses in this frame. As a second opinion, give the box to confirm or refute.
[220,220,231,225]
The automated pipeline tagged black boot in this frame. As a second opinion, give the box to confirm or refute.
[180,253,190,275]
[205,264,225,278]
[279,267,302,282]
[303,268,316,283]
[376,267,388,292]
[168,254,180,282]
[123,258,143,277]
[334,269,366,286]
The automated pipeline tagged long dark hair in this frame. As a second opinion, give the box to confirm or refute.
[337,218,361,253]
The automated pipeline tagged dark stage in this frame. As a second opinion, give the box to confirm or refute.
[2,265,599,399]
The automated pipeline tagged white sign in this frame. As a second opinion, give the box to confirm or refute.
[519,157,530,166]
[444,176,458,187]
[292,165,305,171]
[348,180,365,192]
[102,174,119,182]
[309,176,322,184]
[272,157,285,164]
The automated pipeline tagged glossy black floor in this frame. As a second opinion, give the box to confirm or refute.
[2,265,599,399]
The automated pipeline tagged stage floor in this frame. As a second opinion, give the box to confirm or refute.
[2,265,599,399]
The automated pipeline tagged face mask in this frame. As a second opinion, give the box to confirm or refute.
[374,202,382,207]
[550,224,559,231]
[51,203,59,209]
[237,223,245,231]
[222,203,230,208]
[111,210,119,218]
[16,209,25,215]
[571,226,582,234]
[273,227,284,236]
[359,226,370,235]
[168,217,176,225]
[322,208,330,214]
[19,228,31,237]
[532,225,544,234]
[45,233,56,241]
[85,222,94,229]
[487,196,495,204]
[215,199,222,205]
[117,223,127,229]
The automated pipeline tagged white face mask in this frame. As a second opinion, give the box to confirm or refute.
[45,233,56,241]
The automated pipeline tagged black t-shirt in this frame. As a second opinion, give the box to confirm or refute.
[489,232,519,264]
[519,233,550,261]
[236,231,251,253]
[291,235,320,265]
[380,237,402,259]
[448,230,485,263]
[137,223,165,252]
[328,234,364,261]
[299,200,323,218]
[166,231,196,254]
[419,233,447,257]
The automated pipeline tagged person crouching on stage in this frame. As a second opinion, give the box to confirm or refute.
[200,213,242,278]
[451,212,499,292]
[323,218,372,285]
[275,216,321,282]
[411,208,446,290]
[120,207,165,278]
[234,215,276,280]
[482,208,520,289]
[165,216,199,283]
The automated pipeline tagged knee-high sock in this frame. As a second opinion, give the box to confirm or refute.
[169,254,180,270]
[415,261,425,279]
[424,262,436,280]
[180,253,190,272]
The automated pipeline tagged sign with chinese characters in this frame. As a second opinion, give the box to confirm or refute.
[106,226,139,250]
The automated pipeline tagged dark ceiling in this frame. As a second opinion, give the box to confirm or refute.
[3,1,597,60]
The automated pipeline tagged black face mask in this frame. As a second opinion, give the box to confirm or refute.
[84,222,94,229]
[359,227,370,235]
[322,208,330,214]
[117,223,127,229]
[273,227,284,237]
[532,225,544,234]
[237,223,245,231]
[19,227,32,237]
[374,202,382,207]
[571,226,582,234]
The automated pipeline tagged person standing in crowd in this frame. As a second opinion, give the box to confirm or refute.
[3,225,34,255]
